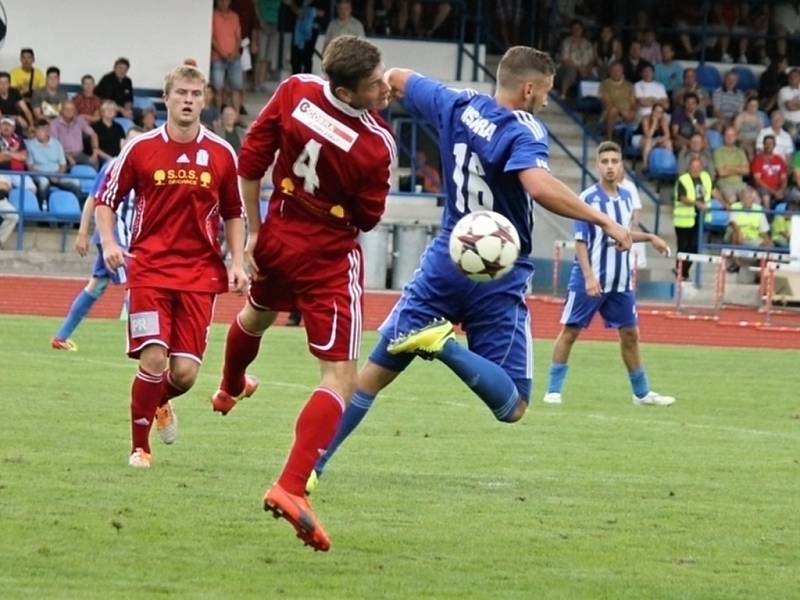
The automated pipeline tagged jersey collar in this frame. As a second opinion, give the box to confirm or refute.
[323,82,366,118]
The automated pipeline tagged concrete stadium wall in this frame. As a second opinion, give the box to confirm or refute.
[0,0,213,90]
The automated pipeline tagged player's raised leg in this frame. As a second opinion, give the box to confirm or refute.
[212,303,275,415]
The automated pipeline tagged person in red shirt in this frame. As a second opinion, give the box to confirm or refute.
[95,64,247,469]
[751,134,788,211]
[211,36,394,552]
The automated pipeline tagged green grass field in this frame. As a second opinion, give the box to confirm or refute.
[0,315,797,599]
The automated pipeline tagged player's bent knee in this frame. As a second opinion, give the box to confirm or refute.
[502,400,528,423]
[86,277,109,298]
[170,360,200,390]
[239,303,276,334]
[139,344,168,374]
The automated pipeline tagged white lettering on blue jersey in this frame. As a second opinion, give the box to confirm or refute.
[460,105,498,141]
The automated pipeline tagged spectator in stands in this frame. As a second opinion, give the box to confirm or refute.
[672,67,711,114]
[674,156,716,279]
[31,67,67,121]
[323,0,365,53]
[777,68,800,132]
[364,0,403,35]
[758,55,789,113]
[617,169,643,227]
[640,29,662,65]
[599,61,636,141]
[671,92,705,153]
[556,19,595,100]
[49,101,100,168]
[654,43,683,96]
[678,132,717,178]
[414,150,441,194]
[0,116,35,192]
[634,64,669,121]
[410,1,452,38]
[756,110,796,162]
[774,1,800,59]
[712,70,744,130]
[0,71,34,130]
[92,101,126,163]
[792,146,800,186]
[751,135,788,212]
[714,125,750,205]
[289,0,325,75]
[639,102,672,168]
[771,198,796,247]
[71,75,102,124]
[712,0,748,64]
[0,174,19,249]
[9,48,44,101]
[594,25,623,80]
[254,0,281,90]
[96,58,134,119]
[215,106,246,153]
[673,0,706,59]
[212,0,245,114]
[726,187,771,250]
[495,0,523,48]
[201,84,221,129]
[138,106,158,132]
[734,96,763,160]
[623,40,652,84]
[232,0,259,91]
[25,119,84,208]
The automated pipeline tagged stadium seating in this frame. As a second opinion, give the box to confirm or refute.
[114,117,136,134]
[696,64,722,92]
[758,110,770,127]
[48,190,82,220]
[133,96,156,111]
[11,188,45,218]
[706,128,723,151]
[70,164,98,194]
[705,198,730,234]
[647,147,678,181]
[732,66,757,92]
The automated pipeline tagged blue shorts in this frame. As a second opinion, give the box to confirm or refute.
[375,236,534,382]
[211,58,243,91]
[91,243,126,284]
[560,289,638,329]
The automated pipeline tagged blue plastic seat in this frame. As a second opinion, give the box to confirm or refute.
[696,64,722,93]
[133,96,155,111]
[758,110,770,127]
[647,148,678,181]
[706,129,723,151]
[732,66,757,91]
[70,164,98,194]
[114,117,136,134]
[49,190,82,220]
[12,187,46,217]
[705,198,730,232]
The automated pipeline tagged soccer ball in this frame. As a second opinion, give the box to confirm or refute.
[449,210,521,282]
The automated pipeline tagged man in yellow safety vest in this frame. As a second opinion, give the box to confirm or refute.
[673,157,715,279]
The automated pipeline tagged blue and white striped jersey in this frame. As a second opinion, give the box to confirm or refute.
[401,74,551,256]
[568,183,634,293]
[90,158,135,247]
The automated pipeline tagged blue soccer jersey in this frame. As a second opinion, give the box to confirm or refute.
[402,74,550,256]
[90,158,135,248]
[568,183,634,294]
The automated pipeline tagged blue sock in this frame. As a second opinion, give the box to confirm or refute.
[437,339,519,421]
[315,389,376,476]
[55,289,100,340]
[547,363,569,394]
[629,367,650,398]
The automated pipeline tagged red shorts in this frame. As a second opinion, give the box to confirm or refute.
[248,236,363,361]
[127,287,216,363]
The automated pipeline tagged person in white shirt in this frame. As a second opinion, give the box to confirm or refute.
[617,170,643,227]
[0,174,19,249]
[756,109,796,162]
[634,64,668,121]
[777,68,800,129]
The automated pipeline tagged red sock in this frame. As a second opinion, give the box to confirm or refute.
[220,315,263,396]
[278,387,344,496]
[159,370,188,407]
[130,367,163,454]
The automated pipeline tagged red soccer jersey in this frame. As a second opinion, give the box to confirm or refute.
[97,126,243,293]
[751,153,787,190]
[239,74,395,253]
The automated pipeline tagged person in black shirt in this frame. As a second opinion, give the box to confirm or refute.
[0,71,34,129]
[96,58,134,119]
[92,100,126,163]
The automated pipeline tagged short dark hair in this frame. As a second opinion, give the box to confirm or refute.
[81,74,94,83]
[684,92,699,103]
[322,36,382,92]
[597,141,622,156]
[34,118,49,128]
[0,71,9,81]
[46,66,60,77]
[20,48,34,57]
[763,134,776,144]
[497,46,555,90]
[115,57,130,69]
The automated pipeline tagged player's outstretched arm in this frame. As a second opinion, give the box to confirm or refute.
[384,68,417,99]
[631,230,671,256]
[518,167,632,250]
[75,196,95,257]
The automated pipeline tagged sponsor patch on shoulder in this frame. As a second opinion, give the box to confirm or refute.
[130,311,160,338]
[291,98,358,152]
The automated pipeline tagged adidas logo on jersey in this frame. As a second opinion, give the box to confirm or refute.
[177,153,190,164]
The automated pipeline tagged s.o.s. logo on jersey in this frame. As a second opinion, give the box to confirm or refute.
[153,169,212,187]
